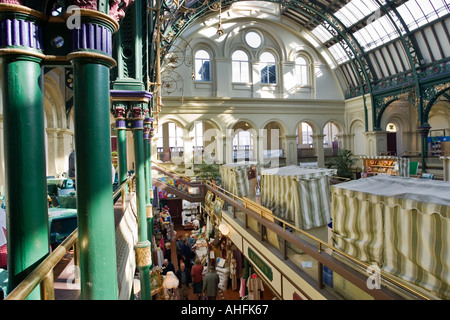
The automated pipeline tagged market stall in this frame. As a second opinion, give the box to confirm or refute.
[260,166,337,230]
[220,162,258,198]
[331,175,450,298]
[360,156,410,177]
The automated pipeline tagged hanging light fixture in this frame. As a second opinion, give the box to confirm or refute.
[219,222,230,236]
[162,271,179,300]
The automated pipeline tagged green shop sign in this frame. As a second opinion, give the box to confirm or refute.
[248,247,273,281]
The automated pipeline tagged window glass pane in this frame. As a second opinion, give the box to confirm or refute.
[232,50,249,83]
[260,52,276,84]
[312,24,333,43]
[195,50,210,81]
[295,57,308,86]
[245,31,262,48]
[328,42,350,64]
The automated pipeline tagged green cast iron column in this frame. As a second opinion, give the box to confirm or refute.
[70,56,118,299]
[112,104,128,185]
[2,54,49,300]
[144,116,153,248]
[65,8,121,299]
[0,6,49,300]
[131,105,152,300]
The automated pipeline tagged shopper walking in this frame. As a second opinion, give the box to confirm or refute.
[175,262,192,300]
[176,235,184,267]
[181,236,192,270]
[191,258,204,300]
[202,265,220,300]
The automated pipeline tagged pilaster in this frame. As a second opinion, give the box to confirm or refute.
[311,134,325,168]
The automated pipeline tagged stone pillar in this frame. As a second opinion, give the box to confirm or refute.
[364,131,388,157]
[66,9,120,300]
[311,134,325,168]
[285,135,298,166]
[0,4,49,299]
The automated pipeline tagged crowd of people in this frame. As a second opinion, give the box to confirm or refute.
[160,233,220,300]
[158,207,220,300]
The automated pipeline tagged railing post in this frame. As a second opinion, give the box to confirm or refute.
[318,262,324,289]
[40,270,55,300]
[283,224,287,260]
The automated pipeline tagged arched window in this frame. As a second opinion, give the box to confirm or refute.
[295,56,308,86]
[232,50,250,83]
[323,122,339,147]
[260,52,276,84]
[194,50,211,81]
[168,122,184,148]
[297,122,313,146]
[193,122,203,148]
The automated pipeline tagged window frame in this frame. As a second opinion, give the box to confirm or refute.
[294,55,309,87]
[260,51,277,85]
[194,49,211,82]
[231,49,251,83]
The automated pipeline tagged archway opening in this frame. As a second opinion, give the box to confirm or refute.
[232,121,256,162]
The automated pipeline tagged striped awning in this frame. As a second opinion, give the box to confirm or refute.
[261,166,336,230]
[331,175,450,298]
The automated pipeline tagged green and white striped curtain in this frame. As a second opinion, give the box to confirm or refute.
[383,198,450,298]
[331,189,385,265]
[298,176,333,230]
[331,178,450,298]
[220,165,250,197]
[261,166,336,230]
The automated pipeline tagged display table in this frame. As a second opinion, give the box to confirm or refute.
[261,166,337,230]
[331,175,450,297]
[220,162,257,197]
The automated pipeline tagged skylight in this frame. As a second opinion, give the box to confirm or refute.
[315,0,450,65]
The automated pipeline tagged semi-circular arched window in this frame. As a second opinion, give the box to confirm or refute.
[232,50,250,83]
[194,49,211,81]
[295,56,308,86]
[260,52,276,84]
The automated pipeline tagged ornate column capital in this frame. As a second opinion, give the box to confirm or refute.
[0,3,47,59]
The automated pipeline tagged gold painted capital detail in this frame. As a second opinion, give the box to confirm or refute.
[135,242,152,267]
[146,205,153,218]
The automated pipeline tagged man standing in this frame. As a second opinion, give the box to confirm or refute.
[161,258,175,276]
[202,266,220,300]
[175,262,192,300]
